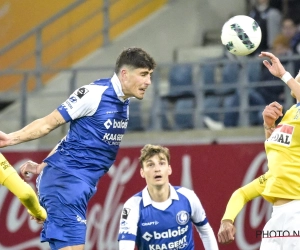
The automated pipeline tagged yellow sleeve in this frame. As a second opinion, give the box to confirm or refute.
[0,153,15,185]
[221,172,269,222]
[0,153,47,220]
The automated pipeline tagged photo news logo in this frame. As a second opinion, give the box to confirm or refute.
[256,230,300,238]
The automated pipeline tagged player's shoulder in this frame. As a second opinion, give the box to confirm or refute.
[91,77,112,87]
[123,191,143,208]
[175,186,198,200]
[71,81,111,103]
[73,82,108,96]
[174,186,194,194]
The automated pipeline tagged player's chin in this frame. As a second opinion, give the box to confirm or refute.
[134,94,144,100]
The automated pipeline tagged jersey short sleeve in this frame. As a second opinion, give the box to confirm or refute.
[57,84,108,122]
[118,196,142,242]
[177,187,207,226]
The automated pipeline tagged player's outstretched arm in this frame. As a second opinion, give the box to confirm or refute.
[259,51,300,102]
[0,109,66,148]
[218,175,266,244]
[0,153,47,221]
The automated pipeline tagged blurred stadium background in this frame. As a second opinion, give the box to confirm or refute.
[0,0,298,249]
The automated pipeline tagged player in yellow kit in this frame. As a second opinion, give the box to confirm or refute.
[0,153,47,221]
[218,51,300,250]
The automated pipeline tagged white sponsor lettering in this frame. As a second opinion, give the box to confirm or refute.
[104,119,128,130]
[103,133,124,141]
[113,119,128,129]
[149,244,167,250]
[143,225,188,241]
[168,236,187,248]
[142,221,159,226]
[148,236,187,250]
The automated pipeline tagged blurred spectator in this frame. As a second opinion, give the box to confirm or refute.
[249,0,282,52]
[286,0,300,25]
[280,17,300,54]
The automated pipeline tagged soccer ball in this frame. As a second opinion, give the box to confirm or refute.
[221,15,262,56]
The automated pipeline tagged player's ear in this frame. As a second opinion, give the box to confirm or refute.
[120,67,129,82]
[168,165,172,176]
[140,168,145,178]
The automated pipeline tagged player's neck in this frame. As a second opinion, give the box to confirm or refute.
[147,184,170,202]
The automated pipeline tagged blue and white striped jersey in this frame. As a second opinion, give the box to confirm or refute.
[44,73,129,187]
[118,185,216,250]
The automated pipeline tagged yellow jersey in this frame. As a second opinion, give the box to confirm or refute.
[263,103,300,200]
[222,104,300,222]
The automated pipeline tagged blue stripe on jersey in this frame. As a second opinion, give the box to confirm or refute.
[57,105,72,122]
[194,217,208,227]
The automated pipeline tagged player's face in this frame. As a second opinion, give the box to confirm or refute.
[120,67,153,100]
[140,154,172,187]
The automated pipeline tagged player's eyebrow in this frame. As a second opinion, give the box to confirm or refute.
[140,69,153,74]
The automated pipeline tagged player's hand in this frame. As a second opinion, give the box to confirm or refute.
[30,215,45,224]
[259,52,286,78]
[27,207,47,224]
[262,102,283,129]
[218,220,236,244]
[20,160,40,178]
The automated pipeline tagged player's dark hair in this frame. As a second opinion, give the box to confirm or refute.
[115,47,156,73]
[139,144,170,168]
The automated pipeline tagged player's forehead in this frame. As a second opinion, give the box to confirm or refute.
[144,153,167,163]
[130,67,153,74]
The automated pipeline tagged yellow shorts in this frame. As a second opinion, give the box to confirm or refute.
[0,153,16,185]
